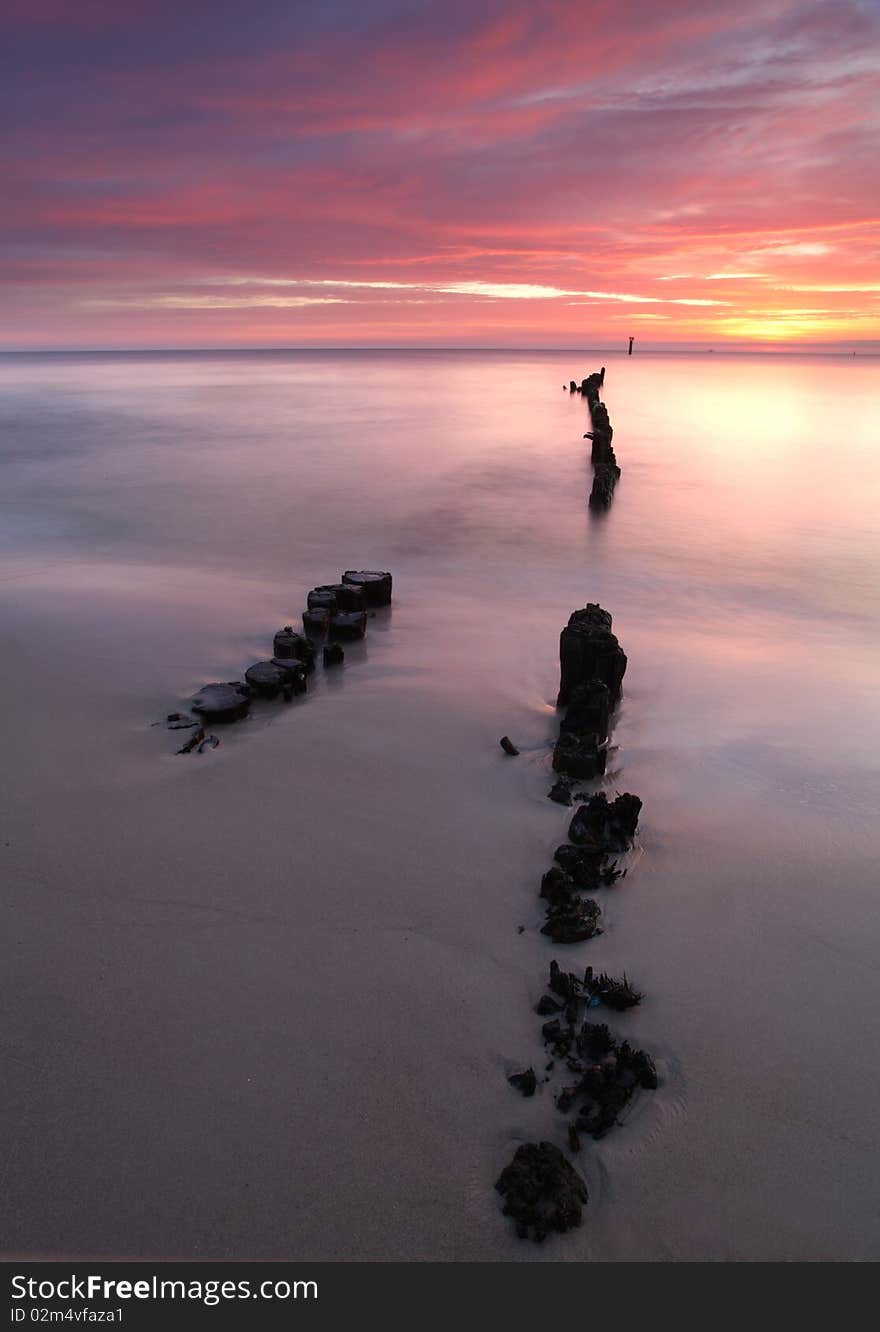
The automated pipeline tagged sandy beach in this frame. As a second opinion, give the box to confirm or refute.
[2,349,879,1261]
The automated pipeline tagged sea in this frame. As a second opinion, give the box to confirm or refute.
[1,348,878,1261]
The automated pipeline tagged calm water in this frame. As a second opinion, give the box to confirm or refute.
[1,349,879,1260]
[2,349,877,767]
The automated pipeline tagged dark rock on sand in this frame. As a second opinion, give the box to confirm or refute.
[495,1142,587,1242]
[499,735,520,756]
[557,604,627,708]
[323,643,345,667]
[535,995,563,1016]
[507,1068,538,1097]
[191,682,251,723]
[568,792,641,853]
[328,610,367,641]
[341,570,392,607]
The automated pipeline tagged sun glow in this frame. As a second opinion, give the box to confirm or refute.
[3,1,879,348]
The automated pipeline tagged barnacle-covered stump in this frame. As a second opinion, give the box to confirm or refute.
[568,792,641,853]
[541,897,603,944]
[555,1023,657,1139]
[553,844,623,890]
[495,1142,588,1242]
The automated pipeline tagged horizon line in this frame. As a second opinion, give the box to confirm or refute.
[1,343,878,357]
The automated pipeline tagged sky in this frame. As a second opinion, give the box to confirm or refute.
[2,0,879,350]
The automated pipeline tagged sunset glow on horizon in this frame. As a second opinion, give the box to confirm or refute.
[4,0,879,350]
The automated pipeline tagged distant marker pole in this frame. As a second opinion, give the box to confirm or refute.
[628,336,634,356]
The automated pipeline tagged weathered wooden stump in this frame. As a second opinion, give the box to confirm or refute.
[328,610,366,641]
[272,658,308,695]
[341,570,392,606]
[191,682,251,723]
[244,661,291,699]
[302,607,330,639]
[323,642,345,667]
[557,604,627,707]
[552,731,607,779]
[583,966,642,1010]
[560,680,610,744]
[314,582,364,612]
[307,588,337,612]
[589,462,620,509]
[589,430,614,462]
[273,627,315,670]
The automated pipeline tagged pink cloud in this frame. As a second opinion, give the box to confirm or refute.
[2,0,879,346]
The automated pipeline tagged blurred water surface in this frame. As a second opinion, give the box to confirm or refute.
[1,348,878,1260]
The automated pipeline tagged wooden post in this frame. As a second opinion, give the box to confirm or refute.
[628,337,634,356]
